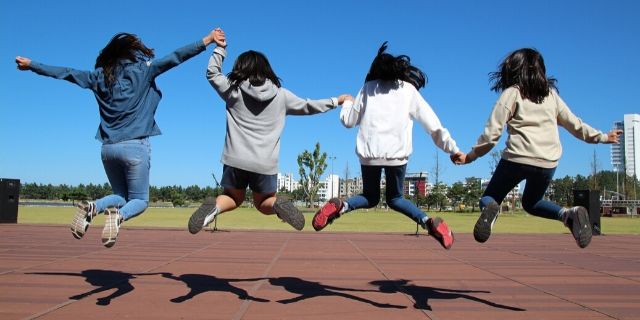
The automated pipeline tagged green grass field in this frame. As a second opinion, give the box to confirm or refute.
[15,205,640,234]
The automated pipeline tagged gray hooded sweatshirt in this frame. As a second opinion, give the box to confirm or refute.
[206,47,337,175]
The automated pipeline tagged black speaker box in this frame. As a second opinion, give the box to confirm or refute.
[0,178,20,223]
[573,189,601,235]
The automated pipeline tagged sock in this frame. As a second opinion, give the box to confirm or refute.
[421,216,429,228]
[560,208,570,225]
[340,202,349,214]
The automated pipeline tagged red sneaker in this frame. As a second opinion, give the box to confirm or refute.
[312,198,343,231]
[426,217,454,250]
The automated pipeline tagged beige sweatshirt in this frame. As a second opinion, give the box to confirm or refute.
[467,87,608,168]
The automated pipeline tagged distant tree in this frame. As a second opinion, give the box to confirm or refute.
[170,190,186,207]
[427,183,449,211]
[574,174,589,190]
[291,187,305,202]
[297,142,327,207]
[550,175,574,207]
[184,185,204,201]
[447,182,466,211]
[463,177,483,211]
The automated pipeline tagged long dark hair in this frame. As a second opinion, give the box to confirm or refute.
[95,33,155,87]
[489,48,558,103]
[365,42,426,89]
[227,50,281,87]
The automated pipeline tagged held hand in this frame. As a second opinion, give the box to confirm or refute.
[450,152,465,165]
[15,56,31,70]
[337,94,354,105]
[606,129,623,144]
[213,28,227,48]
[450,152,473,165]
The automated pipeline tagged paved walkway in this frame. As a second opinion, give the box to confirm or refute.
[0,225,638,320]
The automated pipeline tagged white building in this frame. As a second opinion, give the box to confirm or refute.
[340,176,362,198]
[624,114,640,178]
[612,114,640,179]
[318,174,340,200]
[277,173,300,193]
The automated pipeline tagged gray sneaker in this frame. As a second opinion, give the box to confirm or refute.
[474,200,500,243]
[102,207,123,248]
[273,198,305,231]
[188,197,218,234]
[563,206,592,248]
[70,200,97,239]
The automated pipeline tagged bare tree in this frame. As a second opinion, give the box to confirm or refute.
[489,150,502,176]
[431,151,442,186]
[590,149,599,190]
[343,161,350,198]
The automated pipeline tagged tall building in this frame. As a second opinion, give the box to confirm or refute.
[317,174,340,201]
[339,176,362,198]
[611,121,625,173]
[624,114,640,178]
[277,173,299,193]
[612,114,640,178]
[404,172,428,197]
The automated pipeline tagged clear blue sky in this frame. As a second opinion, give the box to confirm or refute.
[1,0,638,188]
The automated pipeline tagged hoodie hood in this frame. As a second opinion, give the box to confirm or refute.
[239,79,278,102]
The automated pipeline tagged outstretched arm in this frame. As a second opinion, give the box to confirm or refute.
[283,89,339,115]
[411,92,460,155]
[148,27,219,78]
[339,90,362,128]
[555,92,612,143]
[16,55,96,89]
[206,28,231,98]
[464,89,518,163]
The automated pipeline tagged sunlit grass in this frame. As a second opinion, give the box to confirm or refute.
[15,205,640,234]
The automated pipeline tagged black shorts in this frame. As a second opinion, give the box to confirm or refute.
[220,165,277,194]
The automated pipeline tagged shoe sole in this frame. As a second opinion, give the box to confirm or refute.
[573,207,592,248]
[474,201,500,243]
[101,208,121,248]
[312,198,342,231]
[188,198,217,234]
[274,199,305,231]
[429,217,454,250]
[70,201,92,239]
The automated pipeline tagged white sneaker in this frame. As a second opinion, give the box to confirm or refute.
[102,207,123,248]
[70,201,97,239]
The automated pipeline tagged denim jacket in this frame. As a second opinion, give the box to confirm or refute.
[29,40,206,144]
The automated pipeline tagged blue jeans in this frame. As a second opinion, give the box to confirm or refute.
[481,159,562,220]
[346,164,427,224]
[95,138,150,220]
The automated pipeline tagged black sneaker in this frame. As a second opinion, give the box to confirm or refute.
[474,200,500,243]
[563,206,592,248]
[273,197,305,231]
[188,197,217,234]
[70,200,97,239]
